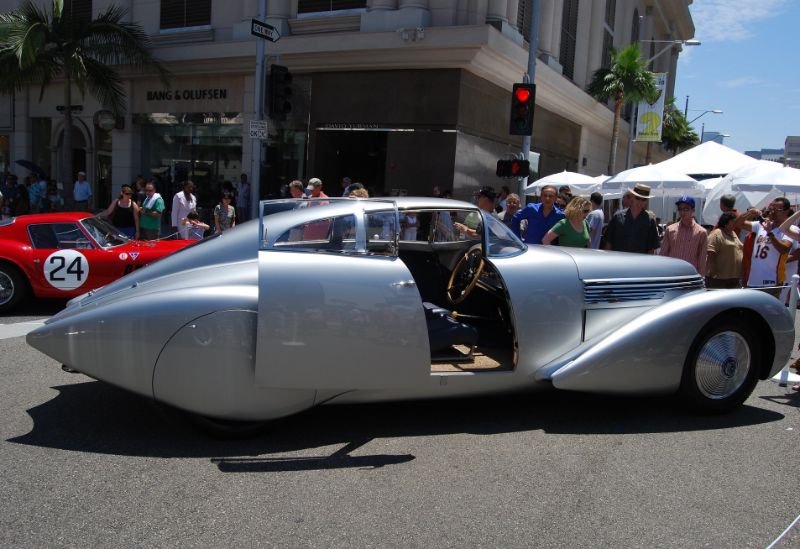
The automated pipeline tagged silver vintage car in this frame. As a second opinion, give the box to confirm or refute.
[27,197,795,427]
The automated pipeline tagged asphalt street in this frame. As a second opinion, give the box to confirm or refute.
[0,303,798,548]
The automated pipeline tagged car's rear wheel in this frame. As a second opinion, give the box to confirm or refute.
[680,318,760,413]
[0,263,29,314]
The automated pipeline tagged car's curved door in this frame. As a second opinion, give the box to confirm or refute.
[255,208,430,390]
[26,221,119,295]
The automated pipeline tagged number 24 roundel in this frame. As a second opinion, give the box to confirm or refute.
[44,250,90,290]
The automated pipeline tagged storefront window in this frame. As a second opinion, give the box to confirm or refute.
[135,112,243,209]
[0,135,8,173]
[31,118,53,179]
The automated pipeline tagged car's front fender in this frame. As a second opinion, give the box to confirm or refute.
[549,289,794,394]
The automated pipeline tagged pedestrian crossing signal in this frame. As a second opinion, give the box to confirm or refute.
[496,159,530,178]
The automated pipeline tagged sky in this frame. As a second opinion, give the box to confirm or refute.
[674,0,800,154]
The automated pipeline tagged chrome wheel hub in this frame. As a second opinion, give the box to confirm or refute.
[0,271,14,306]
[695,331,751,399]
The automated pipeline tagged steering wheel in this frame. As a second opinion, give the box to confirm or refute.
[447,247,485,305]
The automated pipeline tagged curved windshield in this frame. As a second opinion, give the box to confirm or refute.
[80,216,131,248]
[484,214,525,257]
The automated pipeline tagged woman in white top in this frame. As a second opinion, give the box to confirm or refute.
[171,180,197,239]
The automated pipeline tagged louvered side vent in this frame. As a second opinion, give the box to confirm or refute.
[583,275,705,304]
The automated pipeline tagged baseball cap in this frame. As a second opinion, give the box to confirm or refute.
[675,195,695,209]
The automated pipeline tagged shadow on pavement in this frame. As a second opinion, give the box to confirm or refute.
[7,379,787,471]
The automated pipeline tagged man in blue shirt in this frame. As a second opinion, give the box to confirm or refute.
[511,184,564,244]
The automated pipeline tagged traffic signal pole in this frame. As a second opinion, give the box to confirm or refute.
[519,0,540,198]
[251,0,268,220]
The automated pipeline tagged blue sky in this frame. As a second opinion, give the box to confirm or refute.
[674,0,799,153]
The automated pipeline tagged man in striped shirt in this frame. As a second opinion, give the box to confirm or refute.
[659,196,708,275]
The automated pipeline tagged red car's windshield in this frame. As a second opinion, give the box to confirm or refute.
[80,216,131,249]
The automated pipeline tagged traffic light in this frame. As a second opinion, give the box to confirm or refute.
[268,64,292,120]
[496,159,530,178]
[509,83,535,136]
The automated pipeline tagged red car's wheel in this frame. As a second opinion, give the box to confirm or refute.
[0,263,29,314]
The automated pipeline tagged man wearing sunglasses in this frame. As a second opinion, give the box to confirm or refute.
[604,183,659,254]
[659,196,707,274]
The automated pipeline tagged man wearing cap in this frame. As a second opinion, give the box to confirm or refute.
[455,186,497,238]
[660,196,707,274]
[604,183,660,254]
[512,184,564,245]
[73,171,92,211]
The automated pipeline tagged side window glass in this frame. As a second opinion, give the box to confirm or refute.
[399,211,428,242]
[431,210,482,243]
[28,224,59,249]
[365,211,397,255]
[53,223,92,249]
[274,215,357,253]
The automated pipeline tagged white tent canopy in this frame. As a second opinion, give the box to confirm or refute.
[656,141,758,177]
[524,170,600,195]
[700,160,797,225]
[603,164,702,222]
[602,163,702,193]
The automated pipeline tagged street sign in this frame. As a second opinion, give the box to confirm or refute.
[251,19,280,42]
[249,119,268,140]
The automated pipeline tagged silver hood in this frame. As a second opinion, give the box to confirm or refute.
[552,246,700,280]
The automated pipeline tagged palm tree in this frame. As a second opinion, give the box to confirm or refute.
[0,0,169,204]
[587,44,659,175]
[661,97,699,156]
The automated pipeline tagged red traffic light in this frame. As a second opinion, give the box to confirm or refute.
[509,83,535,136]
[496,159,530,178]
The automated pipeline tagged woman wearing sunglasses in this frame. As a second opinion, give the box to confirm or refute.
[101,183,140,239]
[541,196,591,248]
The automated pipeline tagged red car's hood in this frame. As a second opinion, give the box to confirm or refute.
[115,239,193,258]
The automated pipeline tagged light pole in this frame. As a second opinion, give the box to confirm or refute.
[642,39,701,66]
[688,109,723,125]
[624,38,700,170]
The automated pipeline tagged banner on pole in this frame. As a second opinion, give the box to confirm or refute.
[635,73,667,142]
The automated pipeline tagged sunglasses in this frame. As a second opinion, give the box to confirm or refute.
[582,209,591,214]
[123,192,133,196]
[677,207,692,212]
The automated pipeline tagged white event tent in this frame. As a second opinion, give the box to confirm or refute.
[603,163,702,221]
[657,141,758,177]
[701,161,800,225]
[524,170,600,195]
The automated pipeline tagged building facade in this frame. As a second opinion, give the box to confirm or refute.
[0,0,694,206]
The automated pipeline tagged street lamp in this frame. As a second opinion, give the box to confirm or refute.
[689,109,723,124]
[641,39,701,66]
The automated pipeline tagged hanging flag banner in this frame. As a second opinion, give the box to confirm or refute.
[635,72,667,142]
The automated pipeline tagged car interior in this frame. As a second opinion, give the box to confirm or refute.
[396,209,517,373]
[271,206,519,373]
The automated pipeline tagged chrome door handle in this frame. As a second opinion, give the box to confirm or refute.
[391,280,417,288]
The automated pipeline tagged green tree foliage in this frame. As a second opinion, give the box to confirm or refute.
[0,0,168,202]
[661,97,699,156]
[587,44,659,175]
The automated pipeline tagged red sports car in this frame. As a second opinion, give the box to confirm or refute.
[0,212,192,313]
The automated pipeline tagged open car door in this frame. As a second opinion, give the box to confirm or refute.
[255,200,430,389]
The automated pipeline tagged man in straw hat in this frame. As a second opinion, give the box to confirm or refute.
[604,183,660,254]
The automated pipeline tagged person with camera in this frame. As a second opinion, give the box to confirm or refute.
[735,198,793,295]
